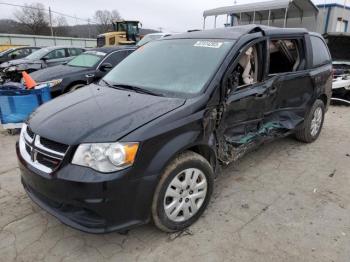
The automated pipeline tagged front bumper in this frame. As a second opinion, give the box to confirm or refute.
[16,142,158,233]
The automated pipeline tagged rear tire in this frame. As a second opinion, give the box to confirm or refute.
[295,99,325,143]
[152,151,214,232]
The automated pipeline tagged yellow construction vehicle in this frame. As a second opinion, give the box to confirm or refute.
[97,20,142,47]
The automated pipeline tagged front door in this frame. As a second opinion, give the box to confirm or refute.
[217,39,273,164]
[44,48,68,67]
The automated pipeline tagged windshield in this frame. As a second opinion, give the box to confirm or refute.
[137,34,164,46]
[68,51,106,68]
[26,48,50,60]
[103,39,234,97]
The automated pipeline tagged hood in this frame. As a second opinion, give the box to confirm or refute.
[28,84,186,145]
[30,65,90,82]
[0,58,42,69]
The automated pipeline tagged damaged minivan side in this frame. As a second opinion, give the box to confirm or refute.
[17,25,332,233]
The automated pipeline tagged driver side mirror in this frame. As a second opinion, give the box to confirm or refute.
[99,63,113,72]
[10,54,17,59]
[41,57,48,62]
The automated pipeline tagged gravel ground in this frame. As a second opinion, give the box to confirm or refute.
[0,105,349,262]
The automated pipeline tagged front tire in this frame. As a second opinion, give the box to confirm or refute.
[152,151,214,232]
[68,83,85,93]
[295,99,325,143]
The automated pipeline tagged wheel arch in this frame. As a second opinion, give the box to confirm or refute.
[63,80,87,93]
[318,93,328,107]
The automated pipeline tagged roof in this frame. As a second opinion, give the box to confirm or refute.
[203,0,319,20]
[146,33,171,36]
[317,3,350,11]
[44,46,85,50]
[167,25,308,40]
[87,46,137,54]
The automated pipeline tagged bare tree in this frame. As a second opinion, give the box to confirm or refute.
[14,3,50,35]
[111,10,122,21]
[94,9,122,33]
[54,16,69,36]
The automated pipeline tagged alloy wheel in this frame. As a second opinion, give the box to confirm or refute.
[310,107,323,137]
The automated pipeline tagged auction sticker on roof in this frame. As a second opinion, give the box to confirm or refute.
[194,41,223,48]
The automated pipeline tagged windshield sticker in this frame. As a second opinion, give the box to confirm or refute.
[194,41,223,49]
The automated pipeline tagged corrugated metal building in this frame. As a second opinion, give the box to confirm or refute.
[317,3,350,34]
[203,0,350,35]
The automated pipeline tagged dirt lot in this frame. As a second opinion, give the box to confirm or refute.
[0,105,349,262]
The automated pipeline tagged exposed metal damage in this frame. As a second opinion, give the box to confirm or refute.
[217,112,304,164]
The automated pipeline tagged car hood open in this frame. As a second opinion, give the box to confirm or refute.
[28,84,186,145]
[30,65,90,82]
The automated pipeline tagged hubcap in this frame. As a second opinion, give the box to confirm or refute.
[164,168,207,222]
[310,107,323,137]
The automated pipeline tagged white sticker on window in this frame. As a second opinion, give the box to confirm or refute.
[194,41,223,49]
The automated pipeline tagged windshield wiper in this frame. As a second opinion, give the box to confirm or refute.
[100,79,114,88]
[111,84,164,97]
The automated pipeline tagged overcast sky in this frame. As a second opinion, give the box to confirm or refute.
[0,0,346,32]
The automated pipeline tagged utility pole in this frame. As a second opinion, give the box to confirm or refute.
[49,6,54,37]
[88,18,91,38]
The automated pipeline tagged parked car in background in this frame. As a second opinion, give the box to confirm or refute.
[324,33,350,104]
[0,46,41,63]
[0,46,85,83]
[17,25,332,233]
[136,33,172,46]
[30,47,136,96]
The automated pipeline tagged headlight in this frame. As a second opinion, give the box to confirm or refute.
[47,79,62,87]
[72,142,139,173]
[6,66,17,72]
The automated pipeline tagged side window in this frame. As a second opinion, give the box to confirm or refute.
[22,48,31,56]
[269,39,305,74]
[9,48,30,58]
[44,49,66,60]
[68,48,83,57]
[310,36,331,67]
[109,37,116,46]
[224,41,264,94]
[102,51,129,66]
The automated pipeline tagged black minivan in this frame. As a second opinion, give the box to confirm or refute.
[17,25,332,233]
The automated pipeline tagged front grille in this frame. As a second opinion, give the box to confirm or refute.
[19,124,69,173]
[39,137,69,154]
[26,126,35,139]
[36,154,61,170]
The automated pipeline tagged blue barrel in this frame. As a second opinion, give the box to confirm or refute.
[0,85,51,124]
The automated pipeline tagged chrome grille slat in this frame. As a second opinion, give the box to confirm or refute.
[19,124,69,173]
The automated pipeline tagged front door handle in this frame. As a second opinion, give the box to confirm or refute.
[269,85,278,94]
[255,93,267,99]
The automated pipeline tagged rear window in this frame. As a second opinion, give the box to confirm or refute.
[310,36,331,67]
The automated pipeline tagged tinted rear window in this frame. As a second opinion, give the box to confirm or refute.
[310,36,331,67]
